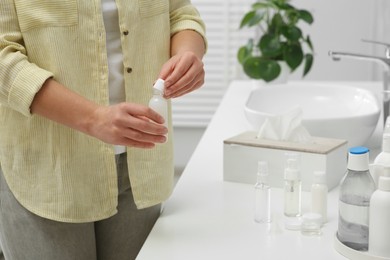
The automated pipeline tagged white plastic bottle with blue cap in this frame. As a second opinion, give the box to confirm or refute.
[337,146,376,251]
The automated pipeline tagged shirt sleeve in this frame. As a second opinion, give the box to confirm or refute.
[169,1,208,52]
[0,1,53,117]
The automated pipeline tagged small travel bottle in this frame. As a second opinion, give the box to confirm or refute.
[372,133,390,186]
[311,171,328,223]
[369,176,390,258]
[301,212,322,236]
[254,161,271,223]
[149,79,168,129]
[284,158,301,217]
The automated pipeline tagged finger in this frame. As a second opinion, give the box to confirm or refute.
[171,76,204,98]
[122,127,167,144]
[118,137,156,149]
[122,103,165,125]
[125,116,168,136]
[164,56,193,88]
[158,58,175,81]
[167,68,204,98]
[165,65,203,98]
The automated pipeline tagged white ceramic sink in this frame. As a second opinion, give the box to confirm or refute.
[244,82,381,147]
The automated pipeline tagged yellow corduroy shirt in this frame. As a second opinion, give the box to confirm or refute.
[0,0,206,223]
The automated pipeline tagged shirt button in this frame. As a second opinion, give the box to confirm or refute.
[126,67,133,73]
[123,30,129,36]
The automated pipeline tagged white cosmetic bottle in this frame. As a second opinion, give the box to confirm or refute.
[284,158,301,217]
[372,133,390,186]
[149,79,168,129]
[369,176,390,258]
[311,171,328,223]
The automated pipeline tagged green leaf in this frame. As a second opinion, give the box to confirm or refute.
[283,43,303,71]
[281,25,302,41]
[243,57,263,79]
[261,0,278,9]
[259,34,283,57]
[303,53,313,76]
[270,13,284,29]
[239,10,265,28]
[269,0,293,9]
[239,11,256,28]
[252,2,271,9]
[298,10,314,24]
[237,46,250,64]
[237,39,254,64]
[306,35,314,51]
[274,2,295,10]
[243,57,281,82]
[286,9,300,25]
[246,38,254,50]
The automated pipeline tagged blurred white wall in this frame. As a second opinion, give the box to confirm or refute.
[291,0,382,81]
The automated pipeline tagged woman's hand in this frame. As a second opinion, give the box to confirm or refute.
[89,103,168,149]
[31,79,167,149]
[159,51,204,99]
[158,29,206,99]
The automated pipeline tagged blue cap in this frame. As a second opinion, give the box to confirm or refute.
[349,146,369,155]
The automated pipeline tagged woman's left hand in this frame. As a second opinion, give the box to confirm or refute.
[158,51,205,99]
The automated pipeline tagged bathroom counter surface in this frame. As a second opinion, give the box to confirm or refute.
[137,80,383,260]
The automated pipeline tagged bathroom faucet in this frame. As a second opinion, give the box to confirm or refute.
[328,39,390,123]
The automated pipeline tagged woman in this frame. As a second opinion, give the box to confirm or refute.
[0,0,206,259]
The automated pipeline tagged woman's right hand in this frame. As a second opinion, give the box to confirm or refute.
[31,79,166,149]
[88,102,168,149]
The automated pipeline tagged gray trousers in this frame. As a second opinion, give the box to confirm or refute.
[0,153,161,260]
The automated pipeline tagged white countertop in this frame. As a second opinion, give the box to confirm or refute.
[137,80,383,260]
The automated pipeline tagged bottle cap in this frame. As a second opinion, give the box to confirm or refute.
[378,176,390,191]
[284,217,302,231]
[302,212,322,224]
[347,146,369,171]
[301,212,322,234]
[383,133,390,153]
[313,171,327,184]
[284,158,300,181]
[153,78,165,92]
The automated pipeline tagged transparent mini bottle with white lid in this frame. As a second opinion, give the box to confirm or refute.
[384,115,390,134]
[284,158,301,217]
[311,171,328,223]
[254,161,271,223]
[337,146,376,251]
[149,79,168,129]
[369,176,390,258]
[301,212,322,236]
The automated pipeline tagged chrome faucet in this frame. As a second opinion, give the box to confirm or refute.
[329,39,390,123]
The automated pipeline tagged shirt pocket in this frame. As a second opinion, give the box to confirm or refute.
[139,0,169,18]
[14,0,78,32]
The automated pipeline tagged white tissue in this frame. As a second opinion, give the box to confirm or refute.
[256,106,312,143]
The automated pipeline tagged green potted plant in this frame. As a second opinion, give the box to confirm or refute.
[237,0,314,82]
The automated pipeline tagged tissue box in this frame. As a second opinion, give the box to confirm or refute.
[223,131,348,191]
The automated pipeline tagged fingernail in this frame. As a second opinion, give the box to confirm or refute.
[160,136,167,143]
